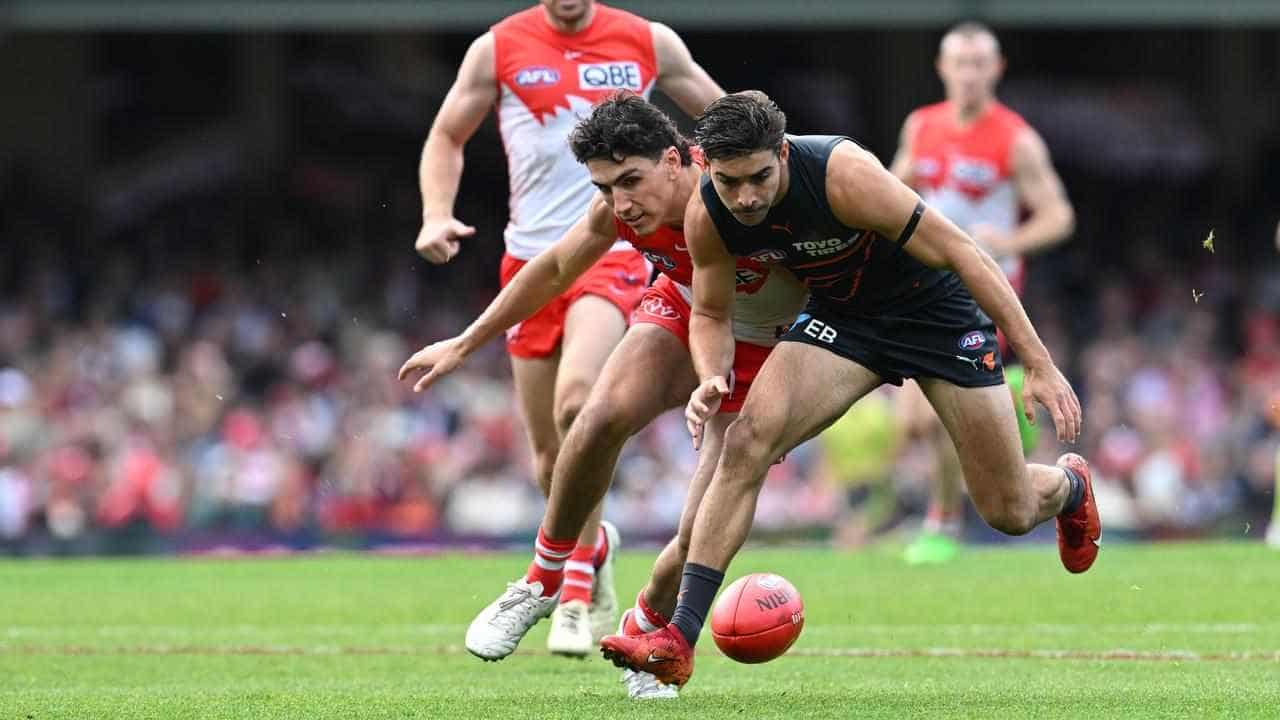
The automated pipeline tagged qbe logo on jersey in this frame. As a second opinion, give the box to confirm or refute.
[578,62,642,91]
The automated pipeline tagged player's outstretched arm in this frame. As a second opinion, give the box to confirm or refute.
[415,32,498,264]
[399,196,617,392]
[825,141,1081,443]
[984,127,1074,256]
[651,22,724,117]
[684,191,737,448]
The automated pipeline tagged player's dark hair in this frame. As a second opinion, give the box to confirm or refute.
[694,90,787,161]
[569,91,693,166]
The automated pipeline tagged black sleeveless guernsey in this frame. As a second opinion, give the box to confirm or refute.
[699,134,961,318]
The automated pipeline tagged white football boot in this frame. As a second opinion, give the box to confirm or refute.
[588,520,621,641]
[1266,520,1280,549]
[618,610,679,700]
[464,578,558,661]
[546,599,593,657]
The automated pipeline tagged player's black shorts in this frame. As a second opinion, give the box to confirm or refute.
[781,285,1005,388]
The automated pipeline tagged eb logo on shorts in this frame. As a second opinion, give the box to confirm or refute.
[578,62,642,91]
[803,319,838,344]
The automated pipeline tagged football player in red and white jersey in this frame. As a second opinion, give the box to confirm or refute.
[888,22,1075,564]
[413,0,723,647]
[401,93,804,696]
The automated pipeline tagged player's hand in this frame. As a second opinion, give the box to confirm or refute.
[415,215,476,264]
[970,223,1016,257]
[685,375,730,450]
[398,337,469,392]
[1022,361,1081,444]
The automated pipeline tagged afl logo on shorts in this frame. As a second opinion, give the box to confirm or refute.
[748,248,788,263]
[958,330,986,350]
[578,62,642,91]
[515,66,560,87]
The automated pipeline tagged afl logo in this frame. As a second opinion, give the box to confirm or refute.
[958,331,986,350]
[748,249,788,263]
[515,66,560,87]
[756,574,783,590]
[642,251,677,271]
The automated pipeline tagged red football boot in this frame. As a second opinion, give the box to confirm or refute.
[1056,453,1101,573]
[600,625,695,687]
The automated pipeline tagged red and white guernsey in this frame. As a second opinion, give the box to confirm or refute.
[909,100,1029,290]
[613,152,806,347]
[492,4,658,261]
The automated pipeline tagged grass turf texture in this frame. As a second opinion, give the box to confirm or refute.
[1,542,1277,719]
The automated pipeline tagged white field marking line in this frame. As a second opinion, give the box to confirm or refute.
[0,622,1267,639]
[2,643,1278,662]
[787,647,1280,662]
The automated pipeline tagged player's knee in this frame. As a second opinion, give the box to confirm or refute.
[673,524,692,559]
[573,394,642,447]
[553,398,586,438]
[531,449,556,496]
[976,496,1036,536]
[722,414,779,476]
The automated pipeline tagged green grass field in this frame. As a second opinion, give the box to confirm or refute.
[2,542,1277,719]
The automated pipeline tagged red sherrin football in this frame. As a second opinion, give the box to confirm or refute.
[710,572,805,663]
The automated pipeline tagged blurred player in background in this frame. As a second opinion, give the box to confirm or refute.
[413,0,722,647]
[889,22,1075,564]
[600,92,1098,688]
[401,93,804,697]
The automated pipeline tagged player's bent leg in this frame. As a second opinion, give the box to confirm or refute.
[617,412,731,699]
[602,343,882,686]
[470,325,690,662]
[510,355,562,498]
[687,344,881,572]
[918,379,1049,534]
[643,411,732,618]
[919,379,1100,572]
[544,324,695,541]
[549,294,630,649]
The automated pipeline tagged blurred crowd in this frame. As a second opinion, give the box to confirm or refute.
[1,31,1278,554]
[2,172,1277,555]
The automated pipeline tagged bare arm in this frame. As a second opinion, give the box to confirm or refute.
[399,197,616,390]
[683,191,739,447]
[651,22,724,117]
[825,141,1080,441]
[415,33,499,263]
[456,196,615,352]
[888,111,921,185]
[1002,127,1075,255]
[686,191,737,382]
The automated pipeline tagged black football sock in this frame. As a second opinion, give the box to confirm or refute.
[669,562,725,647]
[1060,466,1085,515]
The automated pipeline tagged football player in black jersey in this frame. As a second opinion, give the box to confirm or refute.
[601,91,1099,688]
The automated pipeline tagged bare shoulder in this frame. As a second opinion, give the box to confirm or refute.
[459,31,496,84]
[1011,125,1052,167]
[826,140,888,194]
[649,21,683,54]
[900,110,922,140]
